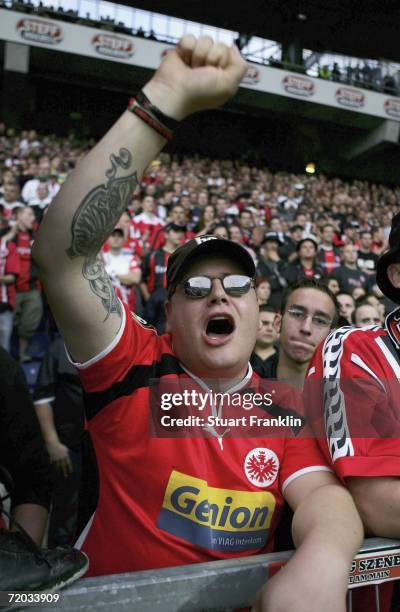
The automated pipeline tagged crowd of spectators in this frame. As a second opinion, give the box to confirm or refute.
[2,0,400,98]
[317,61,399,96]
[1,0,169,38]
[1,119,399,360]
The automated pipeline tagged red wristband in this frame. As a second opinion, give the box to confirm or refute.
[127,97,174,141]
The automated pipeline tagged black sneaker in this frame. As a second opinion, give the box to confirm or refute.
[0,529,89,592]
[0,464,89,603]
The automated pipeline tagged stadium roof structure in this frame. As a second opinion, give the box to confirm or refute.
[110,0,400,64]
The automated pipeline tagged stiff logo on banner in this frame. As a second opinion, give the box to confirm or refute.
[384,99,400,119]
[16,18,63,45]
[335,87,365,108]
[241,67,260,85]
[91,34,134,59]
[282,75,314,97]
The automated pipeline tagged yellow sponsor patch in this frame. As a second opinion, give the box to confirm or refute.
[162,470,276,533]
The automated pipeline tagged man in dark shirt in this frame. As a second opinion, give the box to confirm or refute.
[357,230,379,276]
[141,223,185,333]
[34,335,85,547]
[0,346,51,544]
[331,244,367,294]
[250,305,277,376]
[0,346,88,590]
[278,224,303,262]
[283,238,324,285]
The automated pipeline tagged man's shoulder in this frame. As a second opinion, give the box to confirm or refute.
[320,325,388,364]
[324,324,386,347]
[308,325,389,382]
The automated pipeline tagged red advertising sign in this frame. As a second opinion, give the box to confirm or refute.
[16,18,63,45]
[282,74,314,97]
[241,66,260,85]
[384,98,400,119]
[335,87,365,108]
[91,34,134,59]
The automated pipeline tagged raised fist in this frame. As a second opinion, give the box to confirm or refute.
[143,35,248,121]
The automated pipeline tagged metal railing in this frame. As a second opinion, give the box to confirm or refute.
[41,537,400,611]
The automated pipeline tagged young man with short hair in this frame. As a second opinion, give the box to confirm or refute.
[331,243,367,294]
[102,227,141,313]
[351,300,381,328]
[250,304,277,376]
[267,279,339,389]
[141,222,186,333]
[264,279,339,556]
[357,230,379,276]
[32,36,362,611]
[316,223,341,275]
[283,238,324,285]
[336,291,355,324]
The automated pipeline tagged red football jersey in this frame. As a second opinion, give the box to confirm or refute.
[305,312,400,480]
[72,302,331,577]
[305,311,400,612]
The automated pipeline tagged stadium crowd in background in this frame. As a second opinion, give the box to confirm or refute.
[0,116,399,347]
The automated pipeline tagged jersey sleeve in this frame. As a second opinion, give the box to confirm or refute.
[68,301,160,393]
[280,436,333,493]
[305,327,400,481]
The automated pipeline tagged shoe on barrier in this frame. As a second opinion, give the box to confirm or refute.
[0,529,89,592]
[0,463,88,610]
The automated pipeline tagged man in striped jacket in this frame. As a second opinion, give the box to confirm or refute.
[306,211,400,610]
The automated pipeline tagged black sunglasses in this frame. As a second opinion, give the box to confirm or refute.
[178,274,255,299]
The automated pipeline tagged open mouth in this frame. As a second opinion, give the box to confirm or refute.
[206,316,235,337]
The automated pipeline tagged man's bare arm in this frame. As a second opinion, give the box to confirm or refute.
[347,476,400,537]
[252,472,363,612]
[32,36,247,362]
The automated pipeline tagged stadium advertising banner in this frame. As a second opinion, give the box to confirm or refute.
[0,9,162,69]
[0,8,399,123]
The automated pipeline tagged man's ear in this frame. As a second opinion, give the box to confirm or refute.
[273,313,282,334]
[387,263,400,289]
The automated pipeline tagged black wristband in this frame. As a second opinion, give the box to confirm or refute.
[136,90,180,131]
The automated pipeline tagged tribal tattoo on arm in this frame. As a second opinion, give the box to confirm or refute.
[66,148,138,320]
